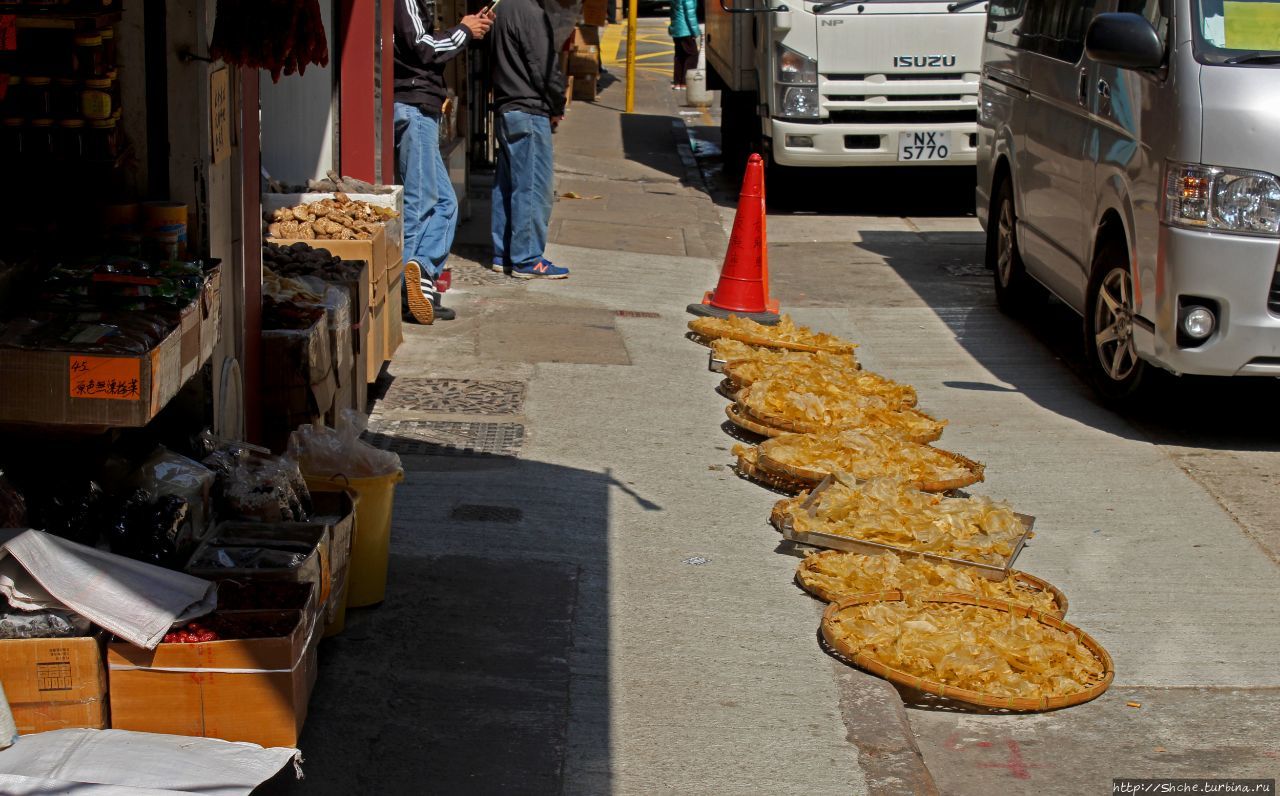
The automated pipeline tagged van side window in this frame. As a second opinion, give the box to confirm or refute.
[1029,0,1098,63]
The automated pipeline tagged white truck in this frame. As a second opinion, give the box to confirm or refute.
[704,0,988,176]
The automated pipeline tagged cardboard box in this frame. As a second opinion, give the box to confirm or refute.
[0,636,107,735]
[366,298,387,384]
[571,24,600,48]
[569,46,600,77]
[107,608,320,748]
[385,273,403,363]
[268,225,386,312]
[0,289,211,428]
[573,74,599,101]
[189,520,333,609]
[263,190,402,293]
[582,0,607,26]
[352,305,370,410]
[261,318,336,451]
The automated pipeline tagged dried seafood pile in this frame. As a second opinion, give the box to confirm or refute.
[686,312,1112,710]
[266,193,397,241]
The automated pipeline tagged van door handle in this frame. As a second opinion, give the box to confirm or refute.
[1077,69,1088,104]
[1097,79,1111,99]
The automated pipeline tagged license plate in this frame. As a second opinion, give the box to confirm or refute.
[898,131,951,161]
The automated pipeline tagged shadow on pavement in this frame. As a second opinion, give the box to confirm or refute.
[258,440,617,794]
[619,112,688,183]
[853,230,1280,453]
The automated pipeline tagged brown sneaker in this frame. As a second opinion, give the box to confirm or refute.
[403,260,435,325]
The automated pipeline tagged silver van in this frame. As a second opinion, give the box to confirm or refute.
[976,0,1280,399]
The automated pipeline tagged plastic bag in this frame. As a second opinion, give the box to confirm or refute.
[133,447,214,535]
[223,456,312,522]
[288,409,401,479]
[0,606,91,639]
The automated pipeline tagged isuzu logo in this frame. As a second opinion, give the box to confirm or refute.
[893,55,958,68]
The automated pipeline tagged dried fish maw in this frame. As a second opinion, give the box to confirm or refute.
[759,430,974,486]
[689,314,857,354]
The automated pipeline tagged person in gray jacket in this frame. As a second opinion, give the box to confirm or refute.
[488,0,570,279]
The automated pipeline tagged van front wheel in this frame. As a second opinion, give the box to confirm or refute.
[987,178,1036,314]
[1084,242,1147,403]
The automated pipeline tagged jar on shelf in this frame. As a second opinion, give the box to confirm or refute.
[105,69,120,113]
[29,118,55,156]
[58,118,85,158]
[22,76,53,118]
[81,78,112,120]
[74,34,106,80]
[98,27,117,71]
[52,78,80,119]
[1,118,23,156]
[86,117,117,160]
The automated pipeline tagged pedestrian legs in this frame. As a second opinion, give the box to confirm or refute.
[491,110,554,269]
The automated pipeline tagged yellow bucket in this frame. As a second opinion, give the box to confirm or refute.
[304,470,404,608]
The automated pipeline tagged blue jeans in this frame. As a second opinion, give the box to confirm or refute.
[491,111,554,268]
[394,102,457,279]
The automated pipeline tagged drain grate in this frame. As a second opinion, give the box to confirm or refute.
[451,504,523,523]
[379,379,526,415]
[364,420,525,457]
[615,310,661,318]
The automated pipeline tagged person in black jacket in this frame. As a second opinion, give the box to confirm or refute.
[487,0,570,279]
[394,0,491,323]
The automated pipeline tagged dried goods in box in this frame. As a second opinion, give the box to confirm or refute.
[724,359,917,409]
[773,475,1023,566]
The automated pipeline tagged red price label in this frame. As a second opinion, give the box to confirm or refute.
[0,16,16,53]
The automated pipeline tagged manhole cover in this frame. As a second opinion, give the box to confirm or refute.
[943,263,989,278]
[615,310,661,318]
[363,420,525,457]
[450,504,523,523]
[380,379,525,415]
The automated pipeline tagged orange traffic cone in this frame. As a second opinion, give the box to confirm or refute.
[687,153,781,324]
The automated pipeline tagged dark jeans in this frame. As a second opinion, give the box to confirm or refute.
[673,36,698,85]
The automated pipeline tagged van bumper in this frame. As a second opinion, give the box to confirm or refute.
[1138,226,1280,376]
[768,119,978,167]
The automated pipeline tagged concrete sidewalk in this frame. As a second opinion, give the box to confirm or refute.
[265,21,892,794]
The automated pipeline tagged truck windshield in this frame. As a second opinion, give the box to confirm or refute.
[1193,0,1280,64]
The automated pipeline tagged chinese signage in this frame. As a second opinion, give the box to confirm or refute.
[69,356,142,401]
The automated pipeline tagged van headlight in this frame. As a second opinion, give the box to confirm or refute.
[776,45,819,118]
[1164,162,1280,236]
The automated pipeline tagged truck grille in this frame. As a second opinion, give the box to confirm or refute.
[828,109,976,124]
[1268,268,1280,314]
[820,72,979,116]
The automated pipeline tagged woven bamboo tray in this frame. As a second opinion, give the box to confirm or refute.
[737,396,945,445]
[757,445,985,493]
[716,378,742,401]
[821,592,1111,711]
[775,476,1034,579]
[724,403,789,438]
[687,320,857,355]
[795,551,1068,619]
[734,451,814,494]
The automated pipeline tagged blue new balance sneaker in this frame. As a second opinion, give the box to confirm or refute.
[510,259,570,280]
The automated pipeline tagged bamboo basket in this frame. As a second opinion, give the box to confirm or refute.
[769,497,802,531]
[795,551,1068,619]
[757,445,985,493]
[716,378,742,401]
[821,592,1111,712]
[734,450,814,494]
[724,403,789,438]
[736,391,945,444]
[687,320,856,355]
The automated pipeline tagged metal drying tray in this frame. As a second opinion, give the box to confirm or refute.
[779,476,1035,581]
[709,351,727,373]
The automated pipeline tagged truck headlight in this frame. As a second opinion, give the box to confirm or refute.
[776,45,819,118]
[780,87,819,118]
[1164,162,1280,237]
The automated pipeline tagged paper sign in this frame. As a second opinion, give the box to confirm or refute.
[1225,2,1280,50]
[0,16,16,52]
[210,67,230,164]
[69,356,142,401]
